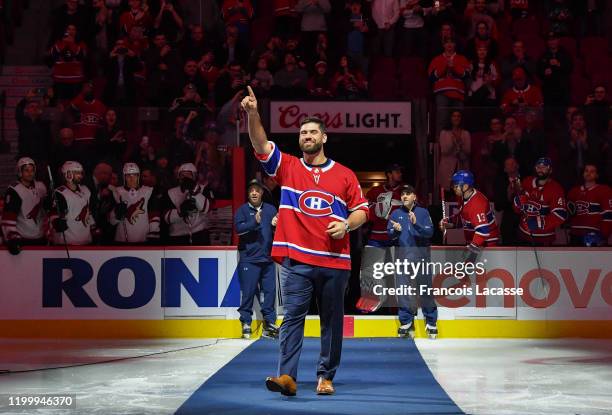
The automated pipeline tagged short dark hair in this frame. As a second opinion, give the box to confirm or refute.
[299,117,327,134]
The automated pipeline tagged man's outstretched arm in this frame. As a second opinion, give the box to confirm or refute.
[241,85,272,155]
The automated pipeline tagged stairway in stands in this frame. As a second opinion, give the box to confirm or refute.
[0,65,52,193]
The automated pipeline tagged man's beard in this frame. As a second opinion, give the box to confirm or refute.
[536,172,550,180]
[300,140,322,155]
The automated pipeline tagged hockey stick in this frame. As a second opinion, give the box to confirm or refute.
[47,166,70,260]
[440,186,448,245]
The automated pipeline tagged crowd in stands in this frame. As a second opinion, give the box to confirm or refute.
[5,0,612,247]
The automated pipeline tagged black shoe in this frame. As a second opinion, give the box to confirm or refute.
[262,322,279,339]
[242,323,252,339]
[398,322,415,339]
[426,323,438,339]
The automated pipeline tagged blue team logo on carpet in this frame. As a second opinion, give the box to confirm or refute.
[298,190,334,217]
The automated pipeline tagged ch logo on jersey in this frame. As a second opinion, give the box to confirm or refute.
[522,201,542,216]
[127,198,146,224]
[573,200,591,215]
[298,190,334,217]
[82,113,101,125]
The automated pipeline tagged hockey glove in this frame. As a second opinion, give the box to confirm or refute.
[52,218,68,232]
[115,202,128,221]
[180,198,198,217]
[7,238,21,255]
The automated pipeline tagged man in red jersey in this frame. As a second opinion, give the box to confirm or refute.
[567,163,612,246]
[241,86,368,397]
[440,170,500,257]
[512,157,567,245]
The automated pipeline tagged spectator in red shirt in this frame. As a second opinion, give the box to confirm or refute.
[120,0,152,36]
[70,82,107,171]
[198,52,221,100]
[428,37,470,135]
[500,66,543,128]
[48,24,87,101]
[221,0,254,44]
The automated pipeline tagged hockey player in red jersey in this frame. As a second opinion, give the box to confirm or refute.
[512,157,567,245]
[567,163,612,245]
[2,158,48,254]
[242,85,368,396]
[365,164,404,247]
[110,163,160,244]
[439,170,500,255]
[50,161,96,245]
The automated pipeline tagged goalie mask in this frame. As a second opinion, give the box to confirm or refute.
[374,191,393,219]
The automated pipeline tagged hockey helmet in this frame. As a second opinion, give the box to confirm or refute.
[583,231,604,247]
[451,170,474,187]
[123,162,140,176]
[177,163,197,178]
[535,157,552,168]
[16,157,36,177]
[61,161,84,183]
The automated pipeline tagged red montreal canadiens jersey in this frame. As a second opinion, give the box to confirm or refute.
[256,142,368,270]
[71,96,107,141]
[513,177,567,244]
[365,184,403,243]
[567,184,612,238]
[453,189,499,247]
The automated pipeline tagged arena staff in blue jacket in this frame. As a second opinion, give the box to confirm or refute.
[235,179,279,339]
[387,185,438,339]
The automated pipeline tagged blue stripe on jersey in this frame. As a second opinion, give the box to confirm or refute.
[552,207,568,220]
[280,188,349,219]
[259,143,281,176]
[587,203,602,213]
[474,225,490,236]
[603,210,612,221]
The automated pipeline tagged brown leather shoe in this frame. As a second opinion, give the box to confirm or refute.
[316,377,335,395]
[265,375,297,396]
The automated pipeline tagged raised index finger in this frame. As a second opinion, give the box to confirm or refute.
[247,85,255,98]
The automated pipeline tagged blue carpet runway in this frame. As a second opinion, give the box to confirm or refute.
[176,338,465,415]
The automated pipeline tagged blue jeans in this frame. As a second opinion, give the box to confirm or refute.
[278,259,350,381]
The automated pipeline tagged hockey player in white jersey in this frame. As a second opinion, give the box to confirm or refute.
[50,161,96,245]
[109,163,160,244]
[2,158,48,254]
[162,163,213,245]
